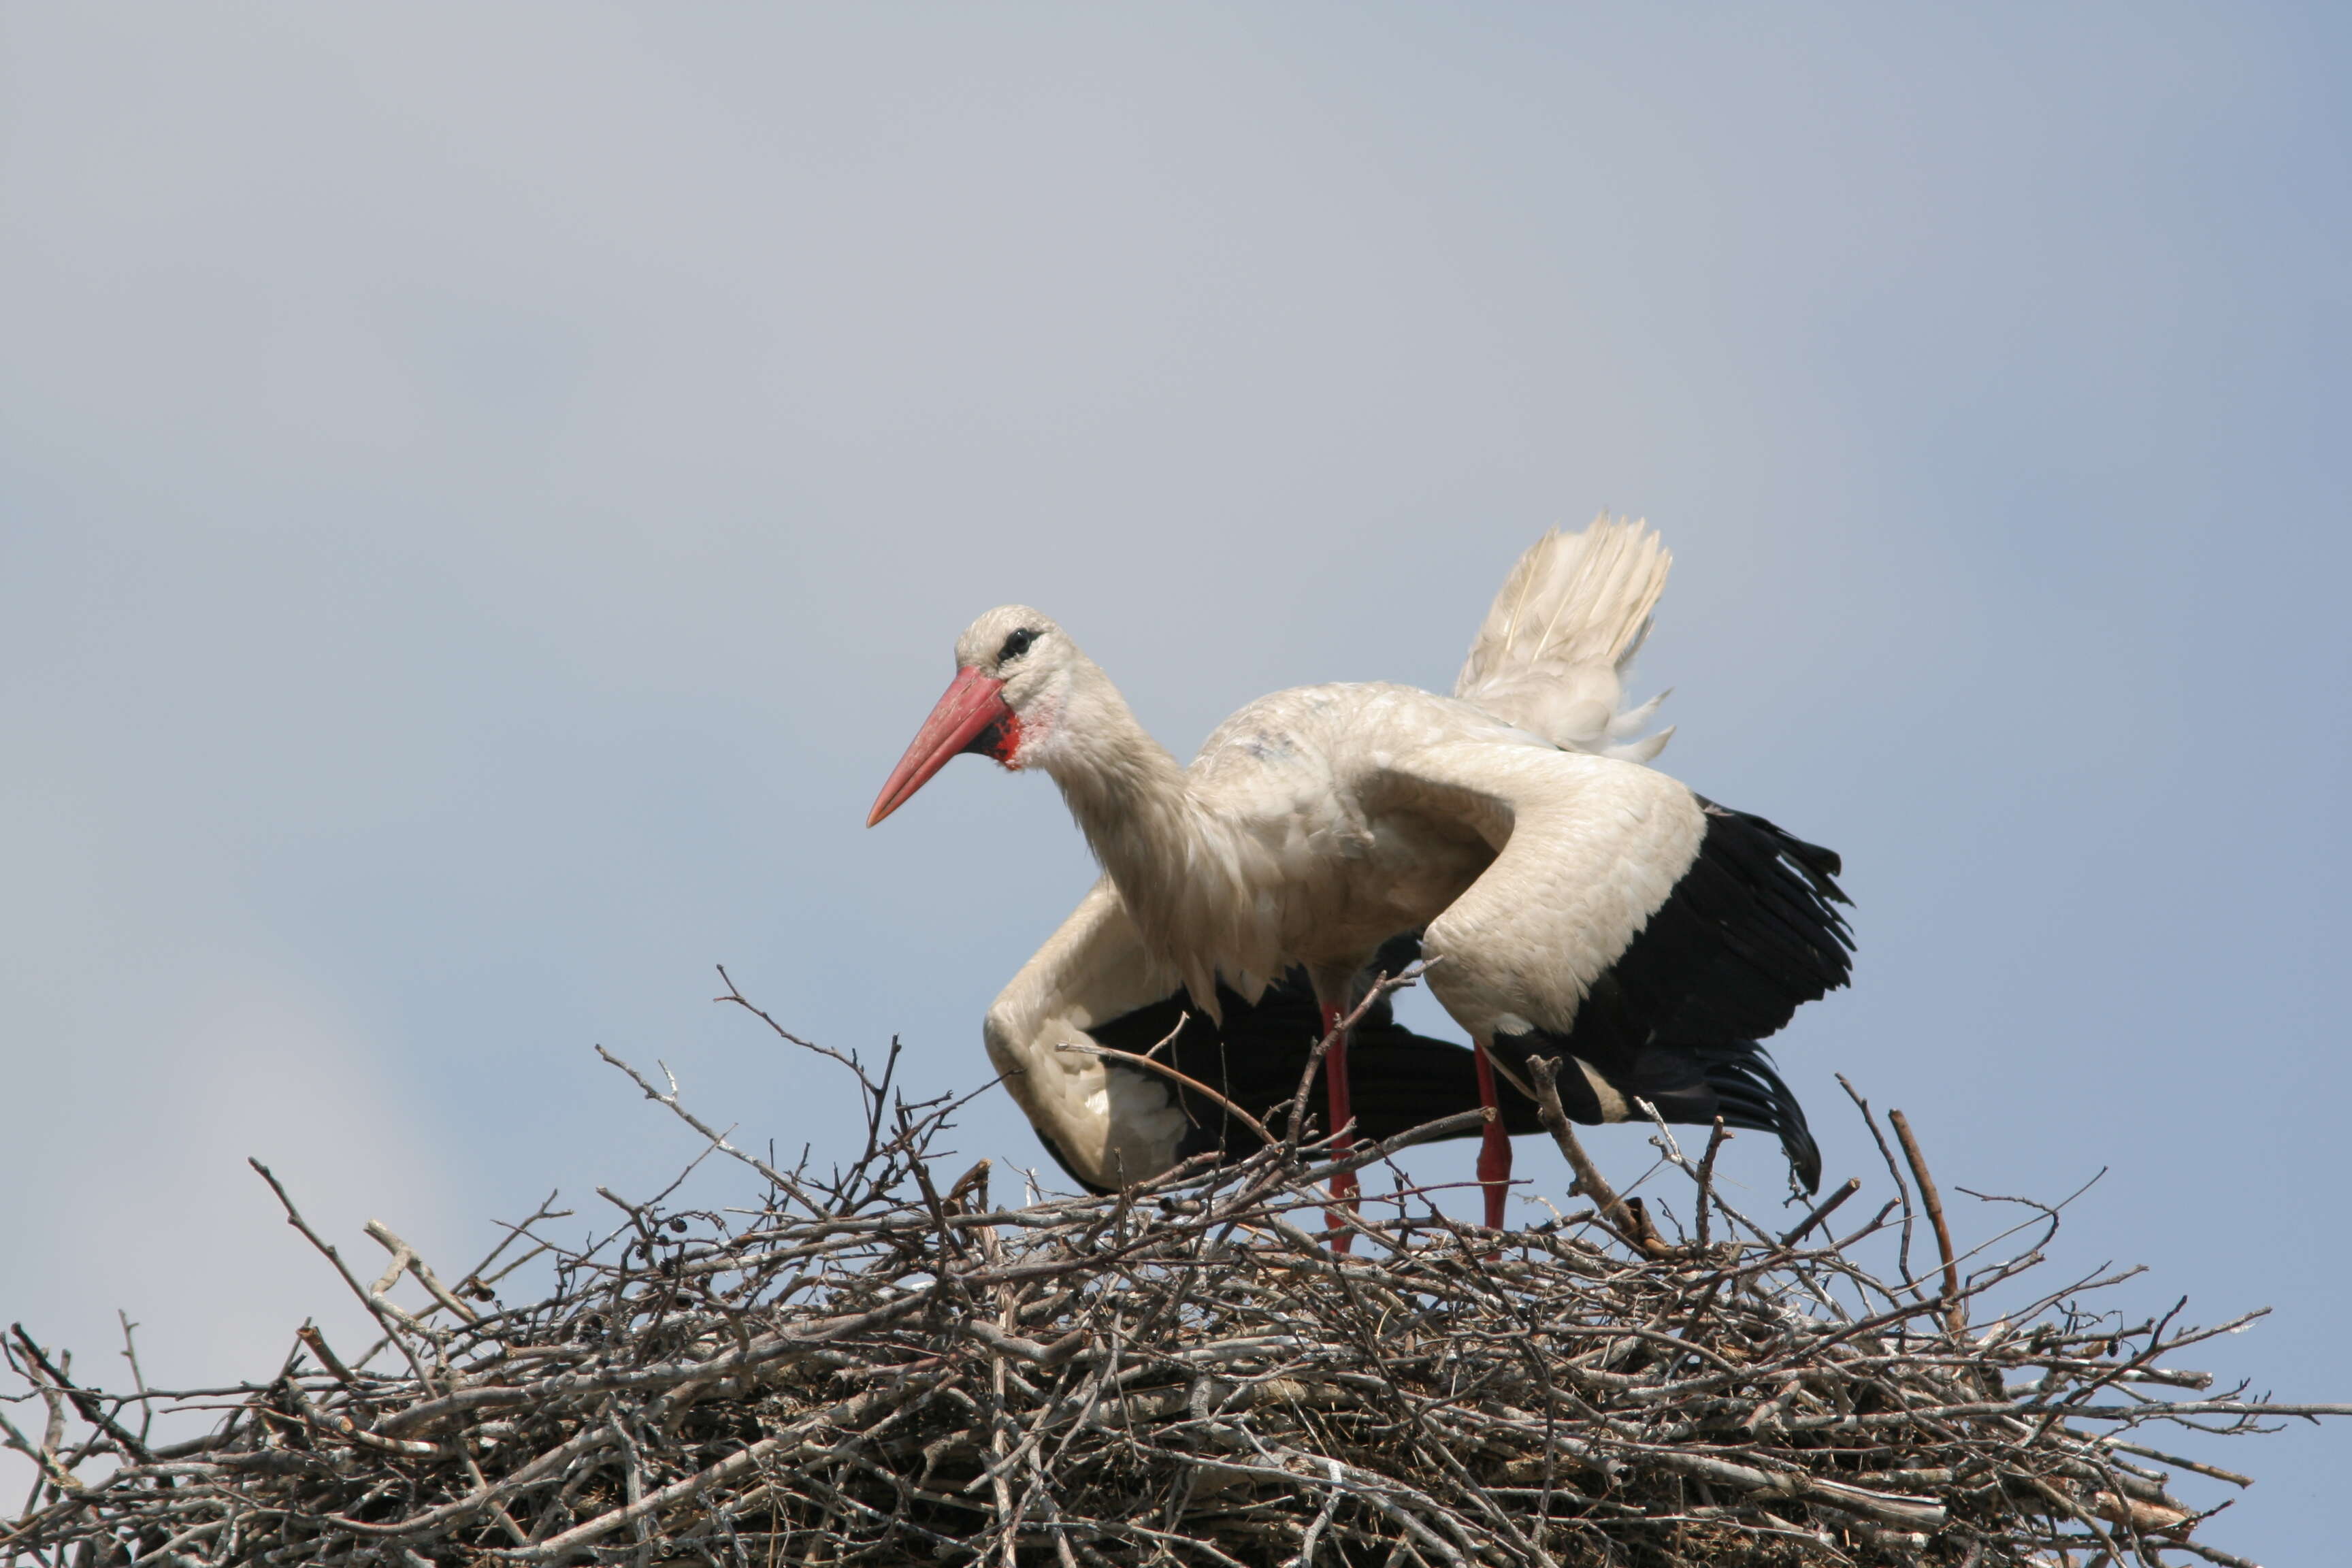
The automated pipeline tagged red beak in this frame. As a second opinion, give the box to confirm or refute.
[867,667,1014,827]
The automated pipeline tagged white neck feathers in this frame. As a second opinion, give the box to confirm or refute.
[1026,657,1265,1016]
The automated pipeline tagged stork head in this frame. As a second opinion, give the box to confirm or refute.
[867,606,1075,827]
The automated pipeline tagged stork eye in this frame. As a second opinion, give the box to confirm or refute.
[998,627,1039,664]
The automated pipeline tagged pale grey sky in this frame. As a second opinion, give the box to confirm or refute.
[3,5,2346,1556]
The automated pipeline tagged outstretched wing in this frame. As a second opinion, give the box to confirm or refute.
[1369,742,1852,1189]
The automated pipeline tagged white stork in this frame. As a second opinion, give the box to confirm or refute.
[868,520,1850,1230]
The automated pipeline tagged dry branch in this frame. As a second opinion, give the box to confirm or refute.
[1889,1109,1965,1337]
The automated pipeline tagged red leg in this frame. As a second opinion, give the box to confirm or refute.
[1320,1004,1359,1251]
[1473,1041,1512,1230]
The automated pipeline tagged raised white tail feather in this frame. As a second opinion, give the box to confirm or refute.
[1454,517,1674,760]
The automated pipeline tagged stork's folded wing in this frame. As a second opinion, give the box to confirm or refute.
[1365,740,1850,1192]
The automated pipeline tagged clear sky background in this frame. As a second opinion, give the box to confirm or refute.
[3,4,2346,1557]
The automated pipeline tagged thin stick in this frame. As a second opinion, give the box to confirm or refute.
[248,1159,438,1392]
[365,1220,485,1325]
[1691,1118,1729,1248]
[115,1311,151,1448]
[7,1328,151,1467]
[2100,1439,2255,1489]
[1780,1177,1861,1248]
[1524,1056,1662,1256]
[1838,1073,1915,1280]
[295,1324,362,1388]
[1888,1109,1964,1334]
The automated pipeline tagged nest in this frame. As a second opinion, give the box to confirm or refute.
[4,979,2342,1568]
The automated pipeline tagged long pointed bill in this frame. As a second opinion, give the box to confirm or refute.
[866,667,1013,826]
